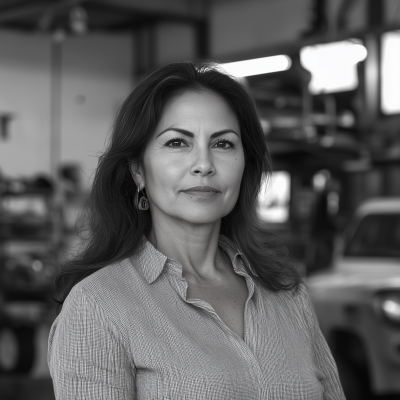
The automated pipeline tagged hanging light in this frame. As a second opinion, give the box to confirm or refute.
[220,55,292,78]
[300,39,367,94]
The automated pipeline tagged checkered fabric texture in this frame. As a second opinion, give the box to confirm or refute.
[48,235,345,400]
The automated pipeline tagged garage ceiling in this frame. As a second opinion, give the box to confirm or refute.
[0,0,237,32]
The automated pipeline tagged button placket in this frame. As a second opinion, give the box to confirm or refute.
[229,266,264,397]
[166,259,264,399]
[193,280,264,399]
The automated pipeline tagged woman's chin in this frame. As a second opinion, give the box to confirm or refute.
[179,214,223,226]
[150,202,236,227]
[170,209,226,226]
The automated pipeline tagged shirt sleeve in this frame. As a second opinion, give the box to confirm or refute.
[298,284,346,400]
[48,287,136,400]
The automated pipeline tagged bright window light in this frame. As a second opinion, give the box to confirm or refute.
[220,55,292,77]
[257,171,291,223]
[381,31,400,114]
[300,39,367,94]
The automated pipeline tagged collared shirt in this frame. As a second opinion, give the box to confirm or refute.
[48,235,345,400]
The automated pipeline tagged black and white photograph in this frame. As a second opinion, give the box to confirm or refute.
[0,1,400,399]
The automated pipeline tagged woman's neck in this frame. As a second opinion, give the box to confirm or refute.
[148,218,226,281]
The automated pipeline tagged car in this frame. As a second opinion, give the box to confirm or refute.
[306,197,400,400]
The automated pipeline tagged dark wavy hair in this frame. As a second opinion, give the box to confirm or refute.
[54,61,302,309]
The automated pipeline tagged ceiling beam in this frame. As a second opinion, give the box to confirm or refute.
[96,0,205,18]
[0,0,206,27]
[0,0,87,23]
[90,1,205,24]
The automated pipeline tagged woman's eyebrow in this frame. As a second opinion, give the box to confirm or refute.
[156,127,239,138]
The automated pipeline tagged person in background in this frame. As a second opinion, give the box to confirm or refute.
[48,61,345,400]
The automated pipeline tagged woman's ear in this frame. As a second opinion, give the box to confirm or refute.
[129,163,145,190]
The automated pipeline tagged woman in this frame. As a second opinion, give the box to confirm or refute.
[48,61,345,400]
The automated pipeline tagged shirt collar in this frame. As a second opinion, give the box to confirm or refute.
[130,234,257,285]
[218,235,258,277]
[129,237,168,284]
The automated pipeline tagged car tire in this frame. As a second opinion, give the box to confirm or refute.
[336,355,371,400]
[0,326,35,374]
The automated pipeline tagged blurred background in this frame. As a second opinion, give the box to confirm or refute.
[0,0,400,399]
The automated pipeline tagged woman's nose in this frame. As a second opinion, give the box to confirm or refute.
[190,148,215,176]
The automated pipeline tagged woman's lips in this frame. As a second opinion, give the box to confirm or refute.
[182,186,220,193]
[181,186,221,197]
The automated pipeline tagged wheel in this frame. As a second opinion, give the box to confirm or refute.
[0,326,35,374]
[335,355,371,400]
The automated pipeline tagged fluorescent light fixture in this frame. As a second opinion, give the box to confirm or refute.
[381,31,400,114]
[220,55,292,77]
[300,39,367,94]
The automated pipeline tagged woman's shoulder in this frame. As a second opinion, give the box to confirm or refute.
[76,258,130,286]
[48,262,135,370]
[64,256,145,310]
[270,282,318,331]
[262,281,311,316]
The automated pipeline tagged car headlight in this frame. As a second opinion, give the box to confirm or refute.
[374,291,400,324]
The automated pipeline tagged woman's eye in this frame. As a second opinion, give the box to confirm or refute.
[165,138,187,148]
[213,140,234,149]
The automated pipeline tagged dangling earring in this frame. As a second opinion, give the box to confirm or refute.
[136,187,149,211]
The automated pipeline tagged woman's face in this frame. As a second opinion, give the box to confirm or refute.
[131,90,245,227]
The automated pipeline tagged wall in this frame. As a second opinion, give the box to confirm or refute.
[0,30,133,188]
[156,23,196,65]
[0,31,52,177]
[60,34,133,187]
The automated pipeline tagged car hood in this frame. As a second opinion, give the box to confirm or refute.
[307,257,400,292]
